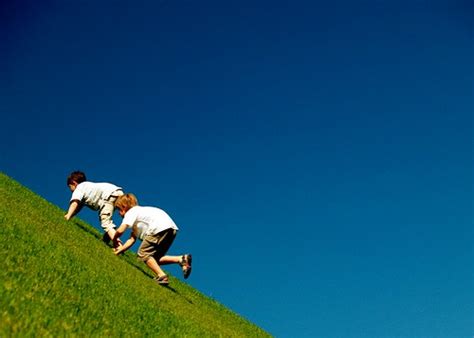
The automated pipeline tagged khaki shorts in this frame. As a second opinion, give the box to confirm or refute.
[138,228,177,262]
[99,190,124,233]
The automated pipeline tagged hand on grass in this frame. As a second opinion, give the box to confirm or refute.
[113,245,124,255]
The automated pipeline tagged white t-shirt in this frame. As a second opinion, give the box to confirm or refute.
[71,181,122,210]
[122,206,179,240]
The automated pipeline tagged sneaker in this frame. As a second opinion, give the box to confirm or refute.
[154,275,169,285]
[102,233,111,244]
[180,254,192,279]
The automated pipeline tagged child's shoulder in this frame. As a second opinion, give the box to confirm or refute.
[77,180,94,187]
[128,205,154,214]
[83,181,119,188]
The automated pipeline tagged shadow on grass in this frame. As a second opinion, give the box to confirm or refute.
[73,219,151,278]
[121,254,194,304]
[118,253,194,304]
[122,254,154,277]
[73,219,102,240]
[162,285,194,304]
[73,219,194,304]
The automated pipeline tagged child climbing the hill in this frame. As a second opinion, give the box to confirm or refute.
[112,193,192,285]
[64,170,124,248]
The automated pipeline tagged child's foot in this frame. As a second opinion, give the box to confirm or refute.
[154,275,169,285]
[180,254,192,279]
[102,233,111,244]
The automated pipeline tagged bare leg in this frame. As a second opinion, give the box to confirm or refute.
[159,254,192,279]
[145,257,167,278]
[107,228,122,247]
[107,228,116,240]
[158,255,182,265]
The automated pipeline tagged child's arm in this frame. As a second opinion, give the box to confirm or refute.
[112,222,134,255]
[112,222,128,246]
[114,233,136,255]
[64,201,81,220]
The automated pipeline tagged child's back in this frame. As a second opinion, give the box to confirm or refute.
[123,205,178,240]
[114,193,192,286]
[72,181,123,211]
[64,171,124,247]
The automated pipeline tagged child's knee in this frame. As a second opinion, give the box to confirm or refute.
[99,214,115,232]
[138,252,151,262]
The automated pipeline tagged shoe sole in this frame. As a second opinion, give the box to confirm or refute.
[154,276,169,285]
[183,254,192,279]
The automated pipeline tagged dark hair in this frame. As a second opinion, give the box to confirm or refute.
[67,171,87,185]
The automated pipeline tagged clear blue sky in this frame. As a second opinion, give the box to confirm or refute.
[1,1,472,337]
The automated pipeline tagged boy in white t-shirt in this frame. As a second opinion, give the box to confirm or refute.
[112,193,192,285]
[64,171,124,247]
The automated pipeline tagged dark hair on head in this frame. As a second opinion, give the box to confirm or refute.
[67,171,87,185]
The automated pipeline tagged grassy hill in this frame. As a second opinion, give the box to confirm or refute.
[0,173,270,337]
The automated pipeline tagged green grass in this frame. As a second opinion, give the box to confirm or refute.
[0,173,270,337]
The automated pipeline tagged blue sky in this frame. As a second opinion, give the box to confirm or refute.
[1,1,472,336]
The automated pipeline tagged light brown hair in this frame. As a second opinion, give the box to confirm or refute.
[115,193,139,212]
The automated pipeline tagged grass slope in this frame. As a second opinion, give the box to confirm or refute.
[0,173,270,337]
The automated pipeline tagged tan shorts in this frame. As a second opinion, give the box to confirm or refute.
[99,190,124,233]
[137,228,177,262]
